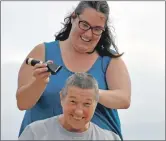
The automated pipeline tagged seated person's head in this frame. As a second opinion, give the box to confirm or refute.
[59,72,99,132]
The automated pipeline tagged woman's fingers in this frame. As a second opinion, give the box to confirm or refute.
[32,60,53,83]
[33,63,47,70]
[46,60,53,64]
[40,72,51,79]
[33,67,48,76]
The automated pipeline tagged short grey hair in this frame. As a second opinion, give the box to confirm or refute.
[61,72,99,101]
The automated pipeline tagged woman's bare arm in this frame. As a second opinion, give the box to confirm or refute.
[16,43,51,110]
[98,57,131,109]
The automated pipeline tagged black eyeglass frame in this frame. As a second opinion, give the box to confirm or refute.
[77,14,105,36]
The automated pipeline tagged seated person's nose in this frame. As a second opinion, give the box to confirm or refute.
[74,108,83,115]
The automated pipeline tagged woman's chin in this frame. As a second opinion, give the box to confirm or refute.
[74,46,89,54]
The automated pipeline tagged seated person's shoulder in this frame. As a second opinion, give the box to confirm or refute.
[30,116,58,130]
[27,118,48,133]
[19,116,58,140]
[91,122,121,140]
[28,116,58,135]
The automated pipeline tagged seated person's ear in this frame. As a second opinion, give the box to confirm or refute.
[59,91,64,106]
[59,91,62,99]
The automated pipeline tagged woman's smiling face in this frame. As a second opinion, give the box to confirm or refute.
[69,8,106,54]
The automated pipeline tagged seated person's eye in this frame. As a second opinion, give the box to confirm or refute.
[84,103,91,107]
[70,100,76,104]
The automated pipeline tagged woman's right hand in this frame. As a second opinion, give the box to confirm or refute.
[33,61,52,84]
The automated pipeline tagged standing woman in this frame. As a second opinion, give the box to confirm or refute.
[16,1,131,140]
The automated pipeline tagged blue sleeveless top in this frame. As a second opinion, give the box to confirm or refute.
[19,40,122,139]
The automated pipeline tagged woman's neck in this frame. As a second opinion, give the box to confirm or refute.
[59,39,99,72]
[61,38,97,59]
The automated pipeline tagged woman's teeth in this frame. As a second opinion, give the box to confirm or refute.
[81,36,90,42]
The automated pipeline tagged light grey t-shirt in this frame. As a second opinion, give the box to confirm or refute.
[18,115,121,140]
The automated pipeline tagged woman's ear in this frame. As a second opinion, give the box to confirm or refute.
[71,12,77,24]
[71,18,73,24]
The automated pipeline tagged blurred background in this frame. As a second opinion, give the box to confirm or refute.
[1,1,165,140]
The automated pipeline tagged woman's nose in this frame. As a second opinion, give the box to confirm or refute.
[83,28,93,39]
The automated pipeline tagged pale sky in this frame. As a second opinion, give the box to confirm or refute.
[1,1,165,140]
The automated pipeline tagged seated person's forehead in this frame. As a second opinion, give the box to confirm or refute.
[67,86,96,99]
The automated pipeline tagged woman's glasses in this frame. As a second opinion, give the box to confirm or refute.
[77,15,105,36]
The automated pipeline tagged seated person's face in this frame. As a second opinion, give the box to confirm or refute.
[60,86,97,132]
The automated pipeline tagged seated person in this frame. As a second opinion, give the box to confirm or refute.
[18,72,121,140]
